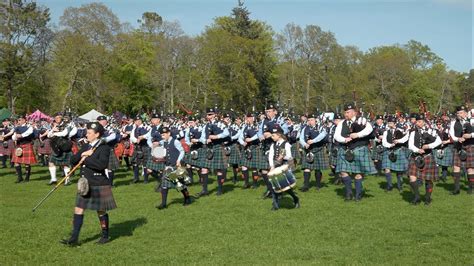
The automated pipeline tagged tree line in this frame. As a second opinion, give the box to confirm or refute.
[1,0,472,116]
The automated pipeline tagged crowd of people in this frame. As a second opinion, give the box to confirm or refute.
[1,103,473,245]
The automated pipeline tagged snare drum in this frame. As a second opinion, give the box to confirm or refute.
[268,165,296,193]
[152,146,166,162]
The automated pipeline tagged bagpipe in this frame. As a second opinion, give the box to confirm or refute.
[162,166,192,192]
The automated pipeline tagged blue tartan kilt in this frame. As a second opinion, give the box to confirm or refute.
[290,143,300,160]
[50,151,72,166]
[301,146,329,170]
[433,145,454,167]
[227,143,242,165]
[131,145,150,166]
[256,147,270,170]
[108,148,120,171]
[329,144,339,166]
[381,148,409,172]
[202,145,227,170]
[336,146,377,175]
[146,157,165,171]
[240,145,259,169]
[192,147,207,168]
[76,185,117,211]
[371,145,384,161]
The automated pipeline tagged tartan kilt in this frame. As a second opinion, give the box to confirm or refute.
[76,185,117,211]
[290,143,300,160]
[408,154,438,180]
[49,151,72,166]
[37,139,52,155]
[108,148,120,170]
[336,146,377,175]
[381,148,409,172]
[114,143,125,159]
[371,145,384,161]
[160,175,177,190]
[240,145,259,169]
[301,146,329,170]
[190,147,206,168]
[433,145,454,167]
[227,143,241,165]
[71,141,79,155]
[12,143,37,165]
[329,145,339,166]
[203,145,227,170]
[131,145,150,166]
[146,156,165,171]
[122,140,134,157]
[256,147,270,170]
[453,144,474,169]
[0,140,13,156]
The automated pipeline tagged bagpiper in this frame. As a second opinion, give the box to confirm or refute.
[11,115,37,183]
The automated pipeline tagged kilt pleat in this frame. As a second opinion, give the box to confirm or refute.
[12,143,37,165]
[49,151,72,166]
[0,140,13,156]
[108,148,120,170]
[336,146,377,175]
[371,145,384,161]
[301,146,329,170]
[433,145,454,167]
[408,154,438,180]
[37,138,52,155]
[203,145,227,170]
[453,144,474,169]
[227,143,241,165]
[131,145,150,166]
[75,185,117,211]
[381,148,409,172]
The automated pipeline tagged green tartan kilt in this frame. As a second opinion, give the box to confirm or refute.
[108,148,120,171]
[371,145,384,161]
[192,147,207,168]
[381,148,409,172]
[329,144,339,166]
[405,147,412,160]
[227,143,241,165]
[336,146,377,175]
[433,145,454,167]
[131,145,150,166]
[75,185,117,211]
[240,145,259,169]
[50,151,72,166]
[290,143,300,160]
[160,175,177,190]
[256,147,270,170]
[301,146,329,170]
[146,157,165,171]
[202,145,227,170]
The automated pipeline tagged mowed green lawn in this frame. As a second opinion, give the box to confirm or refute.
[0,165,472,265]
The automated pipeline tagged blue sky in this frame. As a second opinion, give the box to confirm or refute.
[38,0,472,72]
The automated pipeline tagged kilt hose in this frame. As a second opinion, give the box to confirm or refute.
[408,154,438,181]
[76,185,117,211]
[108,147,120,171]
[12,142,37,165]
[49,151,72,166]
[433,145,454,167]
[203,145,227,170]
[336,146,377,175]
[381,148,409,172]
[301,146,329,170]
[37,138,52,155]
[0,140,14,156]
[226,143,242,166]
[453,144,474,169]
[131,144,150,166]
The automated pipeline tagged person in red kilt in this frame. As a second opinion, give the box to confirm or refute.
[408,114,442,205]
[11,115,37,183]
[37,118,52,166]
[61,122,117,246]
[120,117,135,170]
[449,105,474,195]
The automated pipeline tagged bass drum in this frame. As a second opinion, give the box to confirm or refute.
[268,165,296,193]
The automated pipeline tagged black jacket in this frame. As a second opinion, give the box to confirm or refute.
[71,143,111,186]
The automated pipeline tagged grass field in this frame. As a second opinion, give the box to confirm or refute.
[0,165,472,265]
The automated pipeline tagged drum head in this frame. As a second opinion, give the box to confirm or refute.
[152,146,166,160]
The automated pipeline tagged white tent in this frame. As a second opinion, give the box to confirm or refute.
[79,109,105,122]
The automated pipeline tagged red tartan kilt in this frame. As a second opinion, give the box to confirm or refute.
[408,155,437,180]
[0,140,13,156]
[12,143,37,165]
[71,141,79,154]
[123,140,134,156]
[114,142,124,158]
[37,139,52,155]
[453,145,474,169]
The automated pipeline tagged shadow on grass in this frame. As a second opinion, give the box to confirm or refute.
[81,217,148,244]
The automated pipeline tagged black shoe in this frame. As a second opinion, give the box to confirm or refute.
[424,198,432,206]
[196,191,209,198]
[216,190,223,196]
[15,179,23,183]
[156,203,167,210]
[271,206,279,211]
[60,238,79,246]
[300,186,309,192]
[411,198,421,205]
[385,186,393,192]
[344,194,353,202]
[183,198,192,206]
[132,179,139,184]
[96,236,109,244]
[242,183,251,189]
[451,190,460,195]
